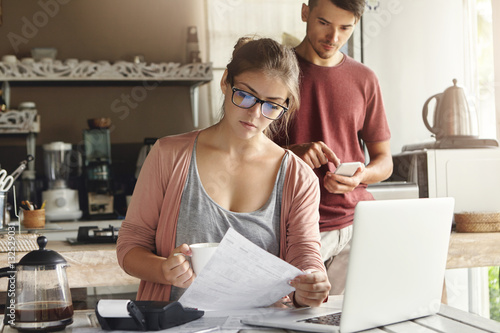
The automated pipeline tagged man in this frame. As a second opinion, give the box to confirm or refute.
[274,0,393,294]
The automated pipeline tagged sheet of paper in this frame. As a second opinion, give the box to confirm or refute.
[179,227,303,311]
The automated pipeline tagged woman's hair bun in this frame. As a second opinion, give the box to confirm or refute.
[232,35,258,57]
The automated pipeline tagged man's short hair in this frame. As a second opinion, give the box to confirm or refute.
[308,0,365,22]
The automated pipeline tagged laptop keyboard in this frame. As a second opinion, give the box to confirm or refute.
[299,312,342,326]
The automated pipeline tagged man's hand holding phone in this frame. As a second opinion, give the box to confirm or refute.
[324,162,365,194]
[286,141,364,194]
[333,162,363,177]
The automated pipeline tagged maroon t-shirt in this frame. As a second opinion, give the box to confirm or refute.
[275,53,391,231]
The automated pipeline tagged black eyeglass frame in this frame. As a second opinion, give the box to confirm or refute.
[231,87,289,120]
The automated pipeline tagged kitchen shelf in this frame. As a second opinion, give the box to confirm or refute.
[0,109,40,134]
[0,60,213,127]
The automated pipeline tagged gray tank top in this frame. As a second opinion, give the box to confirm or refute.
[171,139,287,300]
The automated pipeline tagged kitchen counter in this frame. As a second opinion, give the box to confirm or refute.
[0,240,139,290]
[0,230,497,291]
[1,219,124,241]
[447,231,500,269]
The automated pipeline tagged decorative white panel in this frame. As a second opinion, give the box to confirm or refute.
[0,60,212,81]
[0,110,39,133]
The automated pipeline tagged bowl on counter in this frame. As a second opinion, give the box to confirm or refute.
[2,55,18,64]
[88,117,112,129]
[31,48,58,61]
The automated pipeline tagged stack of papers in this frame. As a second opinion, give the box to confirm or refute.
[179,228,303,311]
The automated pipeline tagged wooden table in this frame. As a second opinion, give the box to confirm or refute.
[0,235,499,332]
[2,303,500,333]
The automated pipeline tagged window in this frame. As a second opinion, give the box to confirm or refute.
[466,0,499,320]
[205,0,305,122]
[466,0,497,139]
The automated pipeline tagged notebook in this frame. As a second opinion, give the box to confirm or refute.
[242,197,455,333]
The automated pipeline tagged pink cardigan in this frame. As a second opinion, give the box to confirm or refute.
[116,130,325,301]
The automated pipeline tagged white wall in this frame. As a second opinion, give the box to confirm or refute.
[362,0,466,154]
[493,0,500,141]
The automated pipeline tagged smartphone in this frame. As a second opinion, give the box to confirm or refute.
[333,162,363,177]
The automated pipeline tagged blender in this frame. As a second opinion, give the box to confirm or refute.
[41,142,82,221]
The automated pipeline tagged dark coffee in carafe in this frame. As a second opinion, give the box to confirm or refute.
[14,301,74,323]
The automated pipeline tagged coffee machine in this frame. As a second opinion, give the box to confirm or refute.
[83,128,114,218]
[42,142,82,221]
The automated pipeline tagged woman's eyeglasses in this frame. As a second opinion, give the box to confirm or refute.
[231,87,288,120]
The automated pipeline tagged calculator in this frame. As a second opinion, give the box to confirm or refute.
[96,300,204,331]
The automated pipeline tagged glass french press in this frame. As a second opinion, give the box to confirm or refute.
[0,236,73,332]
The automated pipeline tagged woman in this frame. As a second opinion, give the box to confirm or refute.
[116,37,330,307]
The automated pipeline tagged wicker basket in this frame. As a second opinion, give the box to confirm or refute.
[455,212,500,233]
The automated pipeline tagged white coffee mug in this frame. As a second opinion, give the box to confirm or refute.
[189,242,219,275]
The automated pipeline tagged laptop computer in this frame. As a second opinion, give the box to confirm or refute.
[242,197,455,333]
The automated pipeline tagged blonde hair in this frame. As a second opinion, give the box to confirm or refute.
[223,36,300,138]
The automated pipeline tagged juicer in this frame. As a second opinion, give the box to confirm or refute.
[83,128,114,218]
